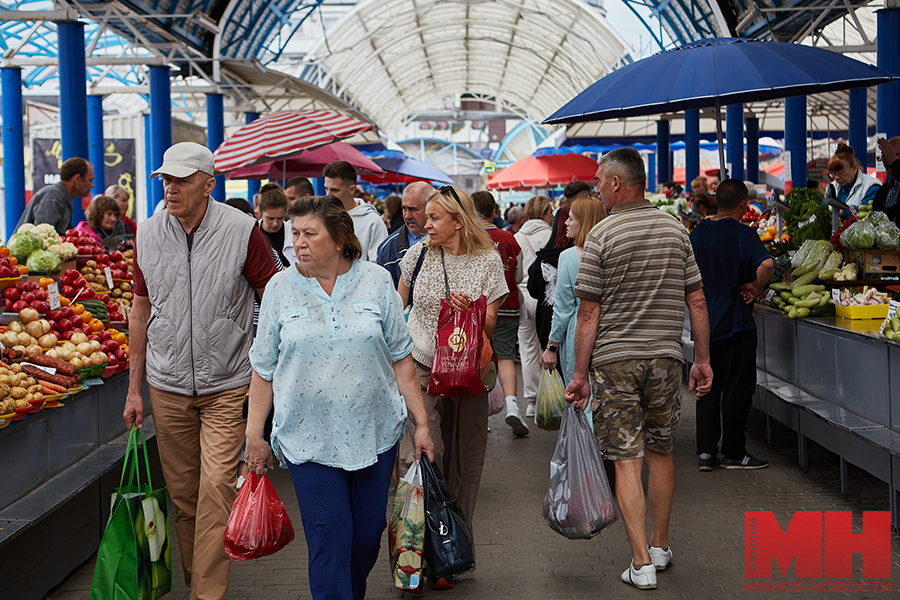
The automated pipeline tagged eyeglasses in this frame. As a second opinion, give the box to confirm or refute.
[439,185,463,207]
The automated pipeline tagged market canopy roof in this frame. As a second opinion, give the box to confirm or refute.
[300,0,634,132]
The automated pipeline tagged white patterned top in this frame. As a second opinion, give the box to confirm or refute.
[400,242,508,367]
[250,260,412,470]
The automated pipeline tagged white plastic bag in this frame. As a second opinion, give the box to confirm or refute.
[488,380,504,416]
[543,404,618,539]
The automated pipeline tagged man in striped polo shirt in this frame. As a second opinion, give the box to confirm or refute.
[565,147,713,591]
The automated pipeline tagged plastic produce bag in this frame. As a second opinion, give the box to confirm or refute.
[536,368,566,431]
[865,210,890,230]
[488,380,505,416]
[543,405,618,539]
[875,222,900,250]
[840,220,876,249]
[223,472,295,561]
[428,295,488,398]
[389,462,425,591]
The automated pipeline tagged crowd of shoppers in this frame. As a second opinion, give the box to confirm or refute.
[108,139,793,598]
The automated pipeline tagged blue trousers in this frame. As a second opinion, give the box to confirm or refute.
[286,445,398,600]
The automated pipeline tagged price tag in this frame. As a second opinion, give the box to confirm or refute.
[798,214,817,228]
[119,300,130,322]
[764,288,777,304]
[23,362,56,375]
[832,288,841,304]
[48,282,61,311]
[104,267,113,290]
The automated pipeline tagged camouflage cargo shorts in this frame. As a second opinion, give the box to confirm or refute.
[590,357,683,460]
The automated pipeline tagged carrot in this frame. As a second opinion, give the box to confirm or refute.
[26,354,77,377]
[40,381,68,395]
[21,365,78,388]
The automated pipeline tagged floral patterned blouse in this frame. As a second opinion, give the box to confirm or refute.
[250,260,413,470]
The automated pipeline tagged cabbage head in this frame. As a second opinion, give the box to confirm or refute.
[876,224,900,250]
[8,232,41,262]
[25,249,61,273]
[840,220,876,249]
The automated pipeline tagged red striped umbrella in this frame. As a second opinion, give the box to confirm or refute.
[213,110,374,173]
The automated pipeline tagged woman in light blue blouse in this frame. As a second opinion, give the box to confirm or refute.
[245,195,433,600]
[539,196,607,388]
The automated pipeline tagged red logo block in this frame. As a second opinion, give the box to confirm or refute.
[746,511,891,579]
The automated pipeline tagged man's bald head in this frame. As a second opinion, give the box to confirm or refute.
[401,181,434,236]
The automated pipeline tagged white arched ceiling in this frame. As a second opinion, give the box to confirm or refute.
[303,0,634,132]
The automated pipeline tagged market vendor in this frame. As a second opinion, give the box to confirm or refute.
[75,195,126,243]
[873,137,900,224]
[827,143,880,212]
[17,157,93,235]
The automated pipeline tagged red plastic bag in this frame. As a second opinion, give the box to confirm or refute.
[428,295,487,398]
[223,472,295,561]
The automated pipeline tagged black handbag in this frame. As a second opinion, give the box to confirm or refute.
[421,458,475,579]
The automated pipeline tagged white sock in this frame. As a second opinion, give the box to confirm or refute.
[505,396,518,409]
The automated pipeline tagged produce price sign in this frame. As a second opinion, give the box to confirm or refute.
[47,283,60,311]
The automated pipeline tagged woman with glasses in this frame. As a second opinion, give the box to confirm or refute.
[827,143,881,213]
[397,186,508,590]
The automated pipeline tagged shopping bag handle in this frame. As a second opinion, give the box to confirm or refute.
[120,427,154,490]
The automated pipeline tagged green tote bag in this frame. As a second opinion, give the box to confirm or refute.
[89,428,172,600]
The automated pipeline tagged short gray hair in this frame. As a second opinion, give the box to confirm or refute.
[598,148,646,191]
[105,184,128,199]
[507,205,524,223]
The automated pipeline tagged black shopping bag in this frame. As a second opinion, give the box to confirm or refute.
[421,458,475,579]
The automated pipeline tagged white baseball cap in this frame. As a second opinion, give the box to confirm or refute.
[151,142,215,178]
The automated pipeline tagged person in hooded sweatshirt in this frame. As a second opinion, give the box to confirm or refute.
[323,161,388,262]
[514,195,554,418]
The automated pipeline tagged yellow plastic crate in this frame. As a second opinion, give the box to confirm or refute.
[835,303,890,320]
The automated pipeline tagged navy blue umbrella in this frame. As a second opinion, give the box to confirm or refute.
[545,37,899,170]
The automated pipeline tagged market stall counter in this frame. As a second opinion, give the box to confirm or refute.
[0,371,159,600]
[752,304,900,529]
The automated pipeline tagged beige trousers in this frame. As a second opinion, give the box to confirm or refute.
[399,361,489,528]
[148,384,247,600]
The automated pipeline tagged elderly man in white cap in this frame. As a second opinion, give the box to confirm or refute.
[123,142,276,600]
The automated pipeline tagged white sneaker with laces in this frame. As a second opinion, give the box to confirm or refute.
[505,404,530,437]
[621,561,657,590]
[525,403,536,418]
[649,545,672,571]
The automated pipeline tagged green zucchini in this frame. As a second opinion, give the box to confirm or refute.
[809,303,836,317]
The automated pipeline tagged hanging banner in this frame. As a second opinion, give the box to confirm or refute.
[783,150,792,194]
[32,139,136,214]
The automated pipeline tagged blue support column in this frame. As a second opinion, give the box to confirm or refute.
[685,109,700,187]
[746,116,759,184]
[726,104,744,181]
[878,7,900,139]
[314,178,326,195]
[88,95,105,196]
[785,96,808,188]
[245,112,261,203]
[850,87,868,169]
[656,120,670,184]
[148,66,172,216]
[2,67,25,240]
[206,93,225,202]
[647,153,657,192]
[57,21,89,225]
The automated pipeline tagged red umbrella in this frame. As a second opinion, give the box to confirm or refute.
[485,154,599,190]
[213,110,373,173]
[223,142,384,179]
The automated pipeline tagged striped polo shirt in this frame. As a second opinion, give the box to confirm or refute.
[574,199,703,368]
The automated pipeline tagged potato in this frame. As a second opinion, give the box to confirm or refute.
[15,398,28,408]
[33,393,43,401]
[25,377,35,386]
[0,376,11,387]
[27,385,41,394]
[121,282,132,292]
[24,393,33,402]
[10,387,25,399]
[84,274,95,283]
[86,260,97,269]
[80,266,92,275]
[10,364,20,373]
[111,288,122,298]
[13,373,26,384]
[122,292,133,301]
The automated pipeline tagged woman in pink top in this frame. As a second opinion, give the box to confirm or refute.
[75,195,125,243]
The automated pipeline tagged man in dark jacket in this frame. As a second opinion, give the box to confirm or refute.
[873,137,900,224]
[376,181,433,288]
[19,157,94,234]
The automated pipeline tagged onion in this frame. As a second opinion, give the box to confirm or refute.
[7,321,22,334]
[70,332,88,345]
[76,342,93,355]
[2,331,18,347]
[69,357,83,370]
[18,308,39,324]
[16,332,32,347]
[89,340,101,353]
[38,320,50,335]
[62,341,76,352]
[90,351,107,365]
[45,348,59,359]
[38,333,58,349]
[26,345,42,357]
[24,321,43,339]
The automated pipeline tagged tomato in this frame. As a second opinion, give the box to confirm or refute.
[0,247,8,257]
[17,265,28,275]
[38,277,54,289]
[71,304,85,316]
[81,310,92,322]
[111,332,127,345]
[59,296,70,307]
[9,256,16,266]
[89,319,104,332]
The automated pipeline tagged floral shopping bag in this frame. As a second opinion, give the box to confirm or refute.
[389,462,426,591]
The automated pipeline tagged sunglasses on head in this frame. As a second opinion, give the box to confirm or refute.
[439,185,463,207]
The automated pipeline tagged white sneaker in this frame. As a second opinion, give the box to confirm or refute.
[621,560,657,590]
[525,403,536,418]
[505,404,530,437]
[649,545,673,571]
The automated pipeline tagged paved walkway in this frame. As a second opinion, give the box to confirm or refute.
[48,374,900,600]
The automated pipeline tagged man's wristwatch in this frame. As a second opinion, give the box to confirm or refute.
[547,343,559,352]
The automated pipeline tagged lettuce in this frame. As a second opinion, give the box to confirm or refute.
[840,220,876,249]
[25,249,61,273]
[876,224,900,250]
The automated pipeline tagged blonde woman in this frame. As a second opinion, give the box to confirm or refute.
[539,196,607,386]
[514,195,553,417]
[397,186,508,590]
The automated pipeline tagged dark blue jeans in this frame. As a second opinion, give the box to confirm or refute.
[286,445,398,600]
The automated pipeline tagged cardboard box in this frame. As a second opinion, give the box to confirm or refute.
[843,249,900,281]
